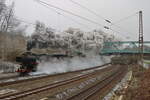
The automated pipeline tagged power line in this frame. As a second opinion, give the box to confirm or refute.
[38,2,92,29]
[61,14,92,29]
[110,24,135,36]
[35,0,104,27]
[69,0,137,38]
[109,28,129,39]
[110,12,138,36]
[113,12,138,24]
[69,0,107,21]
[103,25,129,39]
[15,16,36,26]
[35,0,130,39]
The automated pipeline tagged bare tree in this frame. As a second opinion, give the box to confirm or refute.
[0,2,21,33]
[0,0,6,32]
[0,1,27,61]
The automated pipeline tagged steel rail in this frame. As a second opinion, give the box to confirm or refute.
[0,63,110,87]
[0,63,111,100]
[66,67,126,100]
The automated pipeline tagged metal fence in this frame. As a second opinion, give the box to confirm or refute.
[0,60,20,73]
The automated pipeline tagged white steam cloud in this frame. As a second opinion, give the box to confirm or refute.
[36,54,110,75]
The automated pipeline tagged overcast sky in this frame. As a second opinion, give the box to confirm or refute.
[6,0,150,41]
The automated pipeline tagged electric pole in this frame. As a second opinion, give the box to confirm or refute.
[139,11,144,64]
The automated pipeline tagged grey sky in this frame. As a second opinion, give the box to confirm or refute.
[6,0,150,41]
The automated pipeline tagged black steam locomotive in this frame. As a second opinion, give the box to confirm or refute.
[16,52,38,76]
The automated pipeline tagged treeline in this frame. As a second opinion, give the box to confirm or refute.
[0,1,26,61]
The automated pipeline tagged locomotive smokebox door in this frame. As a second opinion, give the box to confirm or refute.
[15,52,38,76]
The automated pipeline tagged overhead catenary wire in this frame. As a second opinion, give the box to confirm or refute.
[69,0,138,38]
[35,0,105,28]
[35,0,118,31]
[70,0,131,37]
[69,0,107,21]
[113,12,138,24]
[35,0,130,39]
[16,14,90,31]
[38,1,92,30]
[36,0,130,39]
[15,16,36,26]
[110,12,138,35]
[70,0,138,25]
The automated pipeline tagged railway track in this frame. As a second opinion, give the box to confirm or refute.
[0,65,125,100]
[0,63,112,100]
[0,63,110,87]
[0,73,48,87]
[66,66,126,100]
[0,75,18,81]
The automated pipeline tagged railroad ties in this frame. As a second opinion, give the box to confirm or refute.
[0,63,127,100]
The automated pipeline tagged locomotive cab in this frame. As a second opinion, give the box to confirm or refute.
[16,52,38,76]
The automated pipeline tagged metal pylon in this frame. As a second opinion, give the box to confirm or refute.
[139,11,144,60]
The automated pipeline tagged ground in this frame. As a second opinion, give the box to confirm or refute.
[124,65,150,100]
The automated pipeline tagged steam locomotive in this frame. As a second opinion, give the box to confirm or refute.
[16,52,38,76]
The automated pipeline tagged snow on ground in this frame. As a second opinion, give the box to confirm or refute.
[36,54,110,75]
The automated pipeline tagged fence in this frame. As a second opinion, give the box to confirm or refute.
[0,60,20,73]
